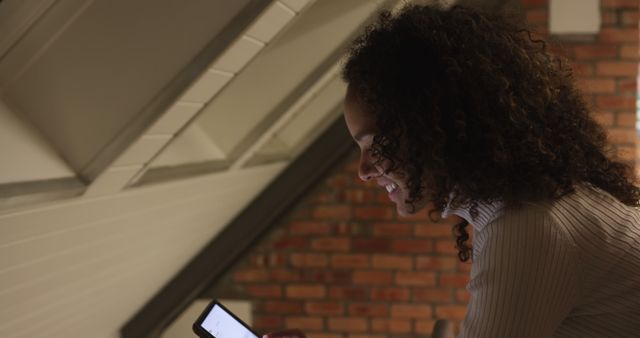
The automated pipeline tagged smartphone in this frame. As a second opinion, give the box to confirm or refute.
[193,300,260,338]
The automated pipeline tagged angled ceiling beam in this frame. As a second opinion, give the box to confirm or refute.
[120,115,354,338]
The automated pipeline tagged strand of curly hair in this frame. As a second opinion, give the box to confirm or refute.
[342,3,640,262]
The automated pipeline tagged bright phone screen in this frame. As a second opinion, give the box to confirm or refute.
[199,304,258,338]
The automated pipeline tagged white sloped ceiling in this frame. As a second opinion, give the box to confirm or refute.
[0,0,397,337]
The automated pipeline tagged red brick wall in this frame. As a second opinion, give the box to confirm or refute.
[210,2,639,338]
[211,152,465,338]
[524,0,639,166]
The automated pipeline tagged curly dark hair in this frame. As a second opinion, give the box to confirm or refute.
[342,2,640,261]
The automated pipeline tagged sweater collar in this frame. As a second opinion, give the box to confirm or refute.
[441,199,503,231]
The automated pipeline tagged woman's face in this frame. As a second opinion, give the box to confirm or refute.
[343,86,428,217]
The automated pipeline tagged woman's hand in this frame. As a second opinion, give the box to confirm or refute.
[262,329,306,338]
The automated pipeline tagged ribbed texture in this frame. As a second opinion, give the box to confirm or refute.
[457,184,640,338]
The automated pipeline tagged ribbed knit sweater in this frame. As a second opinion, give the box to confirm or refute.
[446,184,640,337]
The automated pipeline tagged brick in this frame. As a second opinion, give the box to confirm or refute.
[608,128,639,144]
[571,62,595,76]
[602,0,640,8]
[456,289,471,303]
[372,254,413,270]
[372,223,412,237]
[345,157,360,173]
[457,260,473,272]
[439,273,471,288]
[270,269,302,282]
[376,191,390,204]
[371,318,411,333]
[338,222,365,236]
[413,288,453,303]
[253,315,283,330]
[435,305,467,320]
[395,271,437,286]
[273,237,309,250]
[371,287,411,301]
[415,319,438,335]
[622,10,639,26]
[391,239,434,253]
[416,256,458,271]
[252,254,266,267]
[521,0,547,7]
[290,253,328,268]
[354,206,394,220]
[307,334,342,338]
[234,268,269,282]
[338,189,377,203]
[313,205,352,219]
[302,270,351,283]
[312,237,351,252]
[290,221,332,235]
[596,95,637,110]
[599,28,640,43]
[349,303,389,316]
[572,45,618,59]
[348,335,386,338]
[601,10,618,26]
[287,285,326,299]
[245,285,282,298]
[331,254,370,268]
[329,286,369,300]
[618,79,638,94]
[620,44,639,60]
[616,111,638,127]
[267,252,288,267]
[352,239,391,252]
[596,61,638,76]
[435,239,459,255]
[263,300,303,314]
[526,8,547,24]
[391,304,432,318]
[415,223,454,238]
[326,174,351,188]
[328,318,368,332]
[312,191,335,203]
[305,301,344,315]
[285,316,324,330]
[353,271,394,285]
[253,251,287,267]
[577,77,616,93]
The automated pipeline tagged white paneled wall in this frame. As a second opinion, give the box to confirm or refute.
[152,124,227,167]
[196,0,381,158]
[0,101,74,184]
[0,2,393,338]
[98,0,312,194]
[0,162,286,338]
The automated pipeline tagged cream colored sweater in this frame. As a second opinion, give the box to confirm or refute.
[447,184,640,338]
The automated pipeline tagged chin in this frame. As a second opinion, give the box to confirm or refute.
[395,204,414,217]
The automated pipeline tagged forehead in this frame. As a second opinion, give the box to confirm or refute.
[344,87,377,139]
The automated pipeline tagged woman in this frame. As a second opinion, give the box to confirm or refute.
[265,3,640,337]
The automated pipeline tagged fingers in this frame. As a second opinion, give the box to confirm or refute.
[262,329,306,338]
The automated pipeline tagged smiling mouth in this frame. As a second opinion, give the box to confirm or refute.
[385,183,398,193]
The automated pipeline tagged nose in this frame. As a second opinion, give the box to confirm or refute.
[358,150,381,181]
